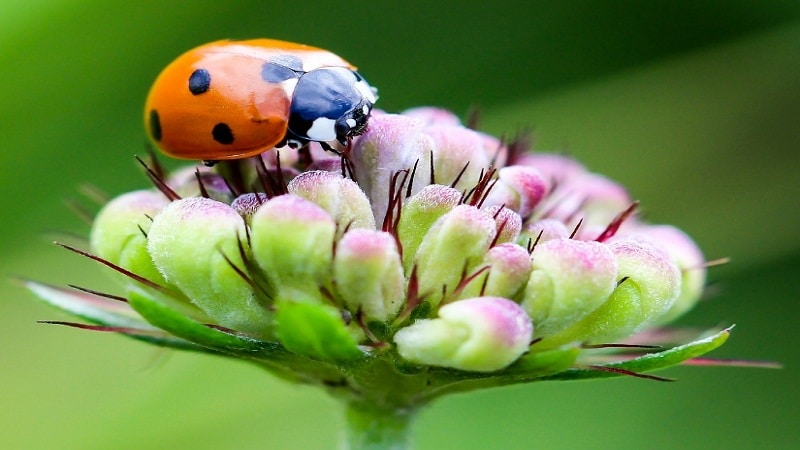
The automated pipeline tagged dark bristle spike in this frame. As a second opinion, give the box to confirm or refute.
[38,320,158,335]
[587,365,675,382]
[528,229,544,255]
[273,152,289,195]
[492,204,507,219]
[220,249,259,294]
[476,177,499,209]
[137,224,148,239]
[254,155,271,195]
[461,186,477,205]
[406,159,419,198]
[582,343,662,350]
[220,174,240,198]
[465,107,482,130]
[393,265,423,325]
[135,155,180,201]
[67,284,128,302]
[145,143,166,180]
[450,162,470,189]
[381,172,399,232]
[194,169,211,198]
[244,223,252,247]
[429,151,436,185]
[596,201,639,242]
[444,265,490,305]
[490,216,509,248]
[55,241,168,293]
[569,218,584,239]
[478,270,489,297]
[382,170,409,233]
[617,276,630,287]
[505,128,533,165]
[488,138,504,166]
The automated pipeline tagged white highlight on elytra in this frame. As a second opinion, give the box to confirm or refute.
[306,117,337,141]
[346,118,357,128]
[280,78,299,98]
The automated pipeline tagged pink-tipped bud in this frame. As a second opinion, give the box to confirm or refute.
[394,297,533,372]
[483,166,548,218]
[333,229,405,321]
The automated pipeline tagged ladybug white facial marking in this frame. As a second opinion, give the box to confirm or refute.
[306,117,338,142]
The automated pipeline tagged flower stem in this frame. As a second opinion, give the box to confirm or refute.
[341,400,417,450]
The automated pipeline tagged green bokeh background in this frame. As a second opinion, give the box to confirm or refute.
[2,1,799,449]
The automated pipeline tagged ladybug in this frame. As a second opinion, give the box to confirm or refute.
[144,39,377,161]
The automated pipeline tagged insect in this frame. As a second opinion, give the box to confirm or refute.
[144,39,377,161]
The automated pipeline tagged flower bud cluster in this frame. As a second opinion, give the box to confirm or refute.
[86,107,706,373]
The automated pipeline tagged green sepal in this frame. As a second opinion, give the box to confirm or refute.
[543,327,732,381]
[275,300,364,362]
[128,289,280,356]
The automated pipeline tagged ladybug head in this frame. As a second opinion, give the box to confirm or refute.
[287,67,378,147]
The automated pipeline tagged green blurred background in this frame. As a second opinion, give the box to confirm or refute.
[2,1,799,448]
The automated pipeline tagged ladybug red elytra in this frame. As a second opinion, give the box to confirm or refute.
[144,39,377,161]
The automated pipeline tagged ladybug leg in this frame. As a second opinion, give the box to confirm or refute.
[339,153,356,181]
[318,140,342,155]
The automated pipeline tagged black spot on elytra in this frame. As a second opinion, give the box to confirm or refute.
[212,123,234,144]
[188,68,211,95]
[149,110,162,141]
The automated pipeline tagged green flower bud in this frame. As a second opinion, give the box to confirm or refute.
[637,225,707,325]
[90,190,168,286]
[483,205,522,245]
[394,297,533,371]
[396,184,462,274]
[522,238,617,339]
[333,229,405,322]
[288,170,376,237]
[519,219,571,246]
[413,205,497,308]
[540,237,680,347]
[250,194,336,302]
[483,166,547,218]
[275,300,363,362]
[230,193,268,225]
[30,106,735,442]
[350,114,436,220]
[459,243,532,300]
[147,197,270,336]
[168,166,235,203]
[426,124,492,191]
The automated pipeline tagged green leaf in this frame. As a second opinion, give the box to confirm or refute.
[275,301,364,362]
[504,347,582,378]
[23,280,198,350]
[24,280,146,328]
[543,327,732,381]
